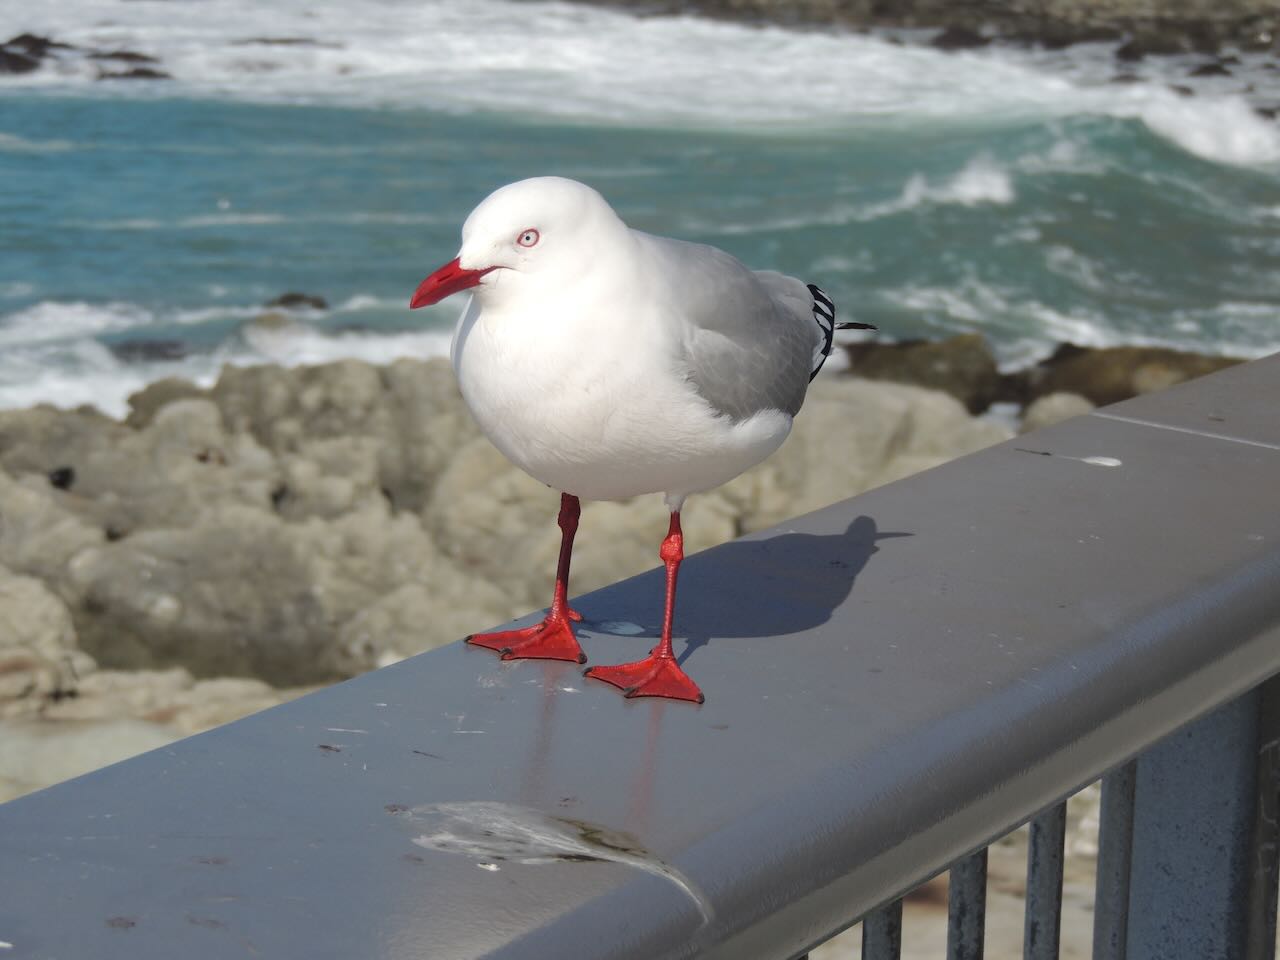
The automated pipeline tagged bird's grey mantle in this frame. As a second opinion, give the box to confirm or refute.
[2,354,1279,960]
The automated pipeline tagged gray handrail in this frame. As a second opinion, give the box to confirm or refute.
[2,354,1278,960]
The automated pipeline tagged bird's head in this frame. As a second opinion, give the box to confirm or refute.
[410,176,623,310]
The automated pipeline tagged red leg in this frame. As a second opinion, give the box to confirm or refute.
[585,512,704,703]
[467,493,586,664]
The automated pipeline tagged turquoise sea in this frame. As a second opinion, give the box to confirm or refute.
[2,0,1279,415]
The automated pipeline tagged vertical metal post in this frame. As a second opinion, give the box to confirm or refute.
[862,899,903,960]
[948,848,988,960]
[1092,762,1137,960]
[1245,676,1280,960]
[1025,802,1067,960]
[1125,691,1262,960]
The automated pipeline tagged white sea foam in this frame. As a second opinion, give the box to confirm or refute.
[0,298,456,417]
[4,0,1277,168]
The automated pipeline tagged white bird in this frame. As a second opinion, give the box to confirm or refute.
[410,177,872,703]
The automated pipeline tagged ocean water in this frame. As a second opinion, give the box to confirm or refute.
[2,0,1279,416]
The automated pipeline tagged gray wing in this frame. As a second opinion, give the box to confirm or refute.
[639,233,819,421]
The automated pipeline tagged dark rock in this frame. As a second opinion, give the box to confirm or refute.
[3,33,73,57]
[108,339,188,363]
[846,333,1001,414]
[0,49,39,74]
[1189,61,1231,77]
[1009,24,1121,49]
[1026,343,1243,407]
[48,466,75,491]
[1109,73,1142,85]
[97,67,171,81]
[87,50,160,64]
[931,25,990,50]
[1168,83,1196,97]
[233,37,341,48]
[265,292,328,310]
[1116,30,1192,61]
[1256,105,1279,120]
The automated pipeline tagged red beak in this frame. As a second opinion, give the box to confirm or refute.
[409,258,493,309]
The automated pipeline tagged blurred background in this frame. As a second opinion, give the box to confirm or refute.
[2,0,1278,415]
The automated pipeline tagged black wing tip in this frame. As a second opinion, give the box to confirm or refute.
[836,321,877,331]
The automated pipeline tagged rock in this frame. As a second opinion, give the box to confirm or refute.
[97,66,171,80]
[844,334,1002,414]
[1168,83,1196,98]
[125,377,210,428]
[3,33,73,57]
[0,566,95,718]
[65,504,331,683]
[1027,343,1243,407]
[86,50,159,64]
[931,25,990,49]
[265,291,328,310]
[1116,30,1193,60]
[1189,60,1232,77]
[33,398,280,537]
[0,48,38,73]
[0,469,105,584]
[1019,392,1095,433]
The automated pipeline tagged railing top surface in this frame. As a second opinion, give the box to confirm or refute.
[2,354,1279,960]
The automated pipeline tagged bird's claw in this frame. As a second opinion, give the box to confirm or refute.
[466,615,585,663]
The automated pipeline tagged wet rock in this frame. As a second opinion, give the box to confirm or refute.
[265,291,328,310]
[86,50,160,64]
[845,333,1002,414]
[4,34,75,57]
[97,66,172,80]
[1026,343,1243,407]
[1189,60,1231,77]
[931,25,989,49]
[1116,30,1193,60]
[0,48,39,74]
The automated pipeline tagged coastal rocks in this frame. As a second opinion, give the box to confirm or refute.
[0,33,171,81]
[265,291,328,310]
[845,334,1001,414]
[0,566,94,719]
[1026,343,1242,407]
[66,505,328,682]
[565,0,1279,54]
[0,469,105,584]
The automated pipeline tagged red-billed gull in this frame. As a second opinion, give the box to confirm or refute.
[410,176,871,703]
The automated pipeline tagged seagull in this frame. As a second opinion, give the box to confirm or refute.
[410,176,873,703]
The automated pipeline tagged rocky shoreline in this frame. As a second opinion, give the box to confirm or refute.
[558,0,1279,55]
[0,336,1247,801]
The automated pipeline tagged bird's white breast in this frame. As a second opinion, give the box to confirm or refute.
[451,291,791,504]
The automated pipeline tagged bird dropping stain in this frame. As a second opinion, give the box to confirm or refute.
[1015,448,1121,467]
[393,801,712,923]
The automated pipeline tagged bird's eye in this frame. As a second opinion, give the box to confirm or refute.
[517,229,539,248]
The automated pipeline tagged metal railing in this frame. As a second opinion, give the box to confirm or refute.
[1,353,1278,960]
[811,674,1280,960]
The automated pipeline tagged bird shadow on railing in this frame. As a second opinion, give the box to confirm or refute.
[580,514,912,668]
